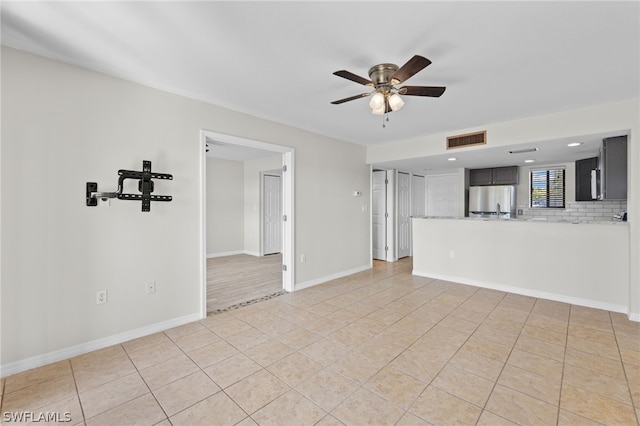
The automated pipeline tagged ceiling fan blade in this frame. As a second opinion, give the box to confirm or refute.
[330,92,371,104]
[398,86,446,97]
[333,70,374,86]
[390,55,432,84]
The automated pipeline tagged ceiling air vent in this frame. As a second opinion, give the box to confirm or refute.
[447,131,486,150]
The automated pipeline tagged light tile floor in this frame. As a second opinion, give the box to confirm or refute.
[2,259,639,425]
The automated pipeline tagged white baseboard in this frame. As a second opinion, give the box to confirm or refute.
[412,269,633,320]
[0,312,202,378]
[295,264,371,291]
[629,312,640,322]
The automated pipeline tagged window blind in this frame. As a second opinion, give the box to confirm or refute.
[530,168,565,208]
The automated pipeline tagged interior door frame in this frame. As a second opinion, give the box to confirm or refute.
[371,169,387,261]
[199,130,295,318]
[371,168,397,262]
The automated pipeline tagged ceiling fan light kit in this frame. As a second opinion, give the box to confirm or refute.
[369,92,385,110]
[331,55,446,127]
[388,93,404,111]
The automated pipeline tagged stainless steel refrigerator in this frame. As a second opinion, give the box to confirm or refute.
[468,185,516,218]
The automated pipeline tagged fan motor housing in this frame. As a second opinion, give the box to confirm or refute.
[368,63,399,86]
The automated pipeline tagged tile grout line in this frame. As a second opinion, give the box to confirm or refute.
[608,310,640,426]
[4,258,637,425]
[162,330,243,423]
[246,265,432,424]
[395,286,506,424]
[166,320,261,423]
[67,358,87,425]
[316,269,434,424]
[462,290,524,425]
[123,338,172,424]
[556,302,572,426]
[393,287,487,423]
[0,374,4,415]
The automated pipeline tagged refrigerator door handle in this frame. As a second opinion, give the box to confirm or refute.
[591,169,598,200]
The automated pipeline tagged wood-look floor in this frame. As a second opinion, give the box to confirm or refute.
[207,253,283,313]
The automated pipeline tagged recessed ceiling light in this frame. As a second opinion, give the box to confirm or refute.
[447,157,457,161]
[524,159,535,163]
[567,142,582,147]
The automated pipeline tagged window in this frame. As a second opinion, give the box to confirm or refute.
[530,168,565,208]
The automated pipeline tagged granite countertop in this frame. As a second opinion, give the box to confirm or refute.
[411,216,628,225]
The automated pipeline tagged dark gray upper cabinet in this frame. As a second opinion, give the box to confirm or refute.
[602,136,627,200]
[470,166,519,186]
[469,168,493,185]
[575,157,598,201]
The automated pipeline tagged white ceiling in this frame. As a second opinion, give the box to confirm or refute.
[2,1,638,171]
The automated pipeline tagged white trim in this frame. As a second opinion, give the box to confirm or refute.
[369,165,373,263]
[281,151,295,292]
[0,313,201,378]
[200,131,208,318]
[201,130,295,296]
[629,313,640,322]
[295,264,371,291]
[412,270,631,318]
[244,250,261,257]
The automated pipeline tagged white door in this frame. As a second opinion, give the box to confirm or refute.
[372,170,387,260]
[412,175,426,217]
[263,174,282,255]
[397,172,411,259]
[426,174,458,217]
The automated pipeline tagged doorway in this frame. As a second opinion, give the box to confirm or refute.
[372,169,397,261]
[372,170,387,260]
[200,130,294,317]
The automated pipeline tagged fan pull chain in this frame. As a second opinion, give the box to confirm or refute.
[382,112,390,128]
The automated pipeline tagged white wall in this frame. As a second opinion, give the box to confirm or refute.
[1,47,371,374]
[368,99,640,319]
[206,157,244,256]
[243,155,282,256]
[413,218,629,313]
[294,144,372,288]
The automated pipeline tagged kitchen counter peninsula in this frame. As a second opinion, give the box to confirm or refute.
[412,215,628,225]
[412,217,629,313]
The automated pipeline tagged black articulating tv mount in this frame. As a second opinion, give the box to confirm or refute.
[86,160,172,212]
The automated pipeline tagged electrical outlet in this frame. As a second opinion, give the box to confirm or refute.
[449,250,456,259]
[300,254,306,263]
[146,281,156,295]
[96,290,107,304]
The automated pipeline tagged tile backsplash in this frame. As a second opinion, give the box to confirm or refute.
[518,200,627,222]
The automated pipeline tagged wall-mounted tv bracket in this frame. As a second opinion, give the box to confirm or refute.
[86,160,173,212]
